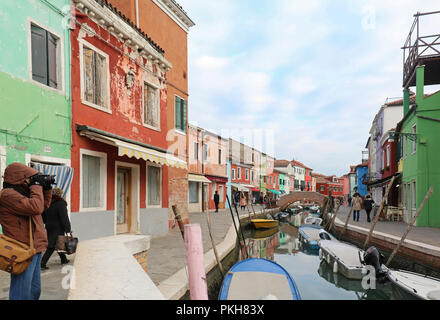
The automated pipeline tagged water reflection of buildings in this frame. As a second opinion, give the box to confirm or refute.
[275,234,301,256]
[241,230,281,261]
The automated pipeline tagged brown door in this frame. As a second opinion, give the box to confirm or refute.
[202,184,209,212]
[116,168,131,234]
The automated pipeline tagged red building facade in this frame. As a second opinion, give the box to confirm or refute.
[315,175,344,200]
[304,167,313,192]
[69,0,187,241]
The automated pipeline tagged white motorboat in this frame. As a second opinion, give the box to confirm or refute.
[319,240,366,280]
[387,269,440,300]
[304,215,323,226]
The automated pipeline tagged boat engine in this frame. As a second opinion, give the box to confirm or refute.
[363,247,388,282]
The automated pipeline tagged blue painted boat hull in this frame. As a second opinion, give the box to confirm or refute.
[299,224,323,250]
[219,258,301,300]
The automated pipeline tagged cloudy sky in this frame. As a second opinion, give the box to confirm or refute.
[178,0,440,176]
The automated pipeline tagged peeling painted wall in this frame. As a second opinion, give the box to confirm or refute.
[0,0,71,164]
[70,7,170,213]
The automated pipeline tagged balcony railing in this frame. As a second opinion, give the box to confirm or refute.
[403,11,440,87]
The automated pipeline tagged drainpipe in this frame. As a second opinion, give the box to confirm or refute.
[135,0,140,27]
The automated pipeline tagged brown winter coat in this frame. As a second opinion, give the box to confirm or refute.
[0,163,52,253]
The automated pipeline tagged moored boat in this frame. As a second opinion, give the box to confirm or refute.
[387,269,440,300]
[298,224,328,249]
[251,219,279,230]
[319,240,365,280]
[304,216,323,226]
[251,227,279,240]
[218,258,301,300]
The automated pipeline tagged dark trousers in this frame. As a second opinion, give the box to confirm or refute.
[41,247,68,267]
[353,210,360,222]
[215,202,219,212]
[365,209,372,222]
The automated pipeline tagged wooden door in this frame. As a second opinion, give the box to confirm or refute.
[116,168,131,234]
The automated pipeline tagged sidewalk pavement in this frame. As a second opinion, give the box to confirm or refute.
[334,205,440,248]
[147,205,262,286]
[0,205,260,300]
[0,252,75,300]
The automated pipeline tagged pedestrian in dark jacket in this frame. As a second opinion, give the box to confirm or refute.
[214,191,220,212]
[363,194,375,223]
[41,188,71,269]
[0,162,52,300]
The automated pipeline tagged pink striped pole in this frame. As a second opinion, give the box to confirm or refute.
[184,224,208,300]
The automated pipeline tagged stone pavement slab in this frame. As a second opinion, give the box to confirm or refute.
[0,252,75,300]
[147,208,237,286]
[334,205,440,248]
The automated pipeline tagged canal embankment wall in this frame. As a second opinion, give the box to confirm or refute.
[327,207,440,278]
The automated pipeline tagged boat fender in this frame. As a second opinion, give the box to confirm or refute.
[326,253,331,265]
[319,248,323,260]
[333,261,338,273]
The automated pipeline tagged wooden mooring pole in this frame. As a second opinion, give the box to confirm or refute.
[233,201,249,259]
[339,206,354,238]
[385,186,434,267]
[325,203,341,231]
[246,202,253,223]
[250,202,256,217]
[205,210,225,276]
[226,195,247,258]
[363,175,397,250]
[172,205,185,240]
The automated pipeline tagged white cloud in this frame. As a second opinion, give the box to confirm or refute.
[178,0,440,175]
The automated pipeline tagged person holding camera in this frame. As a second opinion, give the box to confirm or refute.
[41,188,71,270]
[0,163,53,300]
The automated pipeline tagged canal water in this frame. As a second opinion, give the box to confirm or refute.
[235,212,408,300]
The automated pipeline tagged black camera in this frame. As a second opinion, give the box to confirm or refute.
[30,174,56,190]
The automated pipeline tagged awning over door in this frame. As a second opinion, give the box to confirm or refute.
[78,126,187,169]
[188,174,211,184]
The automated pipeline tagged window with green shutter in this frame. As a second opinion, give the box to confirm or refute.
[31,24,60,89]
[175,96,187,133]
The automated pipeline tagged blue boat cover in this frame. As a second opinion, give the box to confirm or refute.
[219,258,301,300]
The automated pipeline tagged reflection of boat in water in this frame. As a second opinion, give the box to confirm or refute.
[219,258,301,300]
[251,227,279,240]
[317,261,394,300]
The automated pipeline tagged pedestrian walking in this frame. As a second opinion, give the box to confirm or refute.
[213,191,220,213]
[0,163,52,300]
[352,193,362,222]
[240,193,247,211]
[234,192,240,207]
[348,195,352,207]
[363,194,375,223]
[41,188,71,270]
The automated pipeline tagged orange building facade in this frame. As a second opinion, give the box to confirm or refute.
[188,124,228,212]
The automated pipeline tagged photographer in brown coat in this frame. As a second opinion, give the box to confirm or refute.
[0,163,52,300]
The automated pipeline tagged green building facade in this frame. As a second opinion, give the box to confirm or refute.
[279,173,285,194]
[398,66,440,228]
[0,0,71,181]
